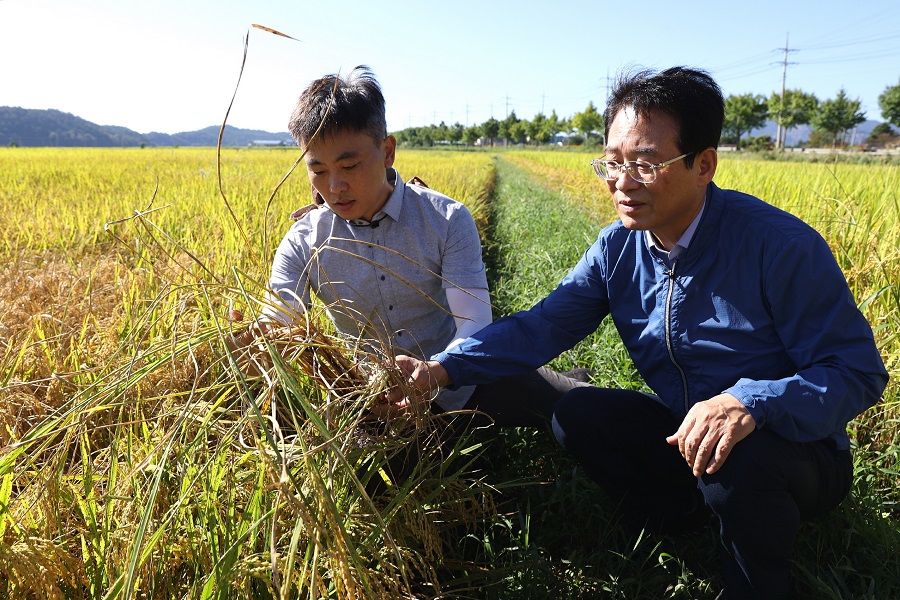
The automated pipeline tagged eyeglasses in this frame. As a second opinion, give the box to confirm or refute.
[590,153,693,184]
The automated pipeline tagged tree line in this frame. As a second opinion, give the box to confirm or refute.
[394,79,900,150]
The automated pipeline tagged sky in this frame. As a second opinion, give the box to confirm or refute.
[2,0,899,135]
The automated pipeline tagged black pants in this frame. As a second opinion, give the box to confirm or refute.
[455,366,592,428]
[552,386,853,600]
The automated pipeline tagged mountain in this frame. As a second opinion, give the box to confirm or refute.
[749,119,882,146]
[142,126,295,147]
[0,107,294,147]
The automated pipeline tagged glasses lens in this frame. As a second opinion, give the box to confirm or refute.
[603,161,622,180]
[632,162,656,183]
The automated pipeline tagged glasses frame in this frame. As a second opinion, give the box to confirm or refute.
[590,152,692,184]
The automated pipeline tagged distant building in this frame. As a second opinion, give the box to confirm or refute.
[249,140,286,147]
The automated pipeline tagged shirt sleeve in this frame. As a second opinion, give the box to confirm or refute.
[724,231,888,442]
[439,204,488,291]
[436,238,610,386]
[444,287,492,350]
[264,224,313,324]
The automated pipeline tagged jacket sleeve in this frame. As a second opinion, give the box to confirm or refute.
[436,239,610,386]
[724,230,888,443]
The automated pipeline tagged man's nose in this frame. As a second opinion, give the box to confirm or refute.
[614,169,641,191]
[329,173,348,192]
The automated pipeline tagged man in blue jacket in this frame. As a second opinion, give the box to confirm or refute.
[390,67,888,599]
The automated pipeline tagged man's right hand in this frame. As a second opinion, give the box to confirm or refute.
[384,356,452,405]
[225,317,276,378]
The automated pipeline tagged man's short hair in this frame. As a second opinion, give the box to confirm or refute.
[288,65,387,146]
[605,67,724,166]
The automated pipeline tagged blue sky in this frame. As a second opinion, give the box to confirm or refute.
[2,0,899,134]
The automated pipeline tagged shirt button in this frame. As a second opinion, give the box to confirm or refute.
[380,275,386,281]
[389,305,393,310]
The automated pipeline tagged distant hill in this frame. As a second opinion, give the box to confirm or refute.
[0,107,295,147]
[749,119,882,146]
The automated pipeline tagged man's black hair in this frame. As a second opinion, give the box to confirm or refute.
[288,65,387,146]
[604,67,724,167]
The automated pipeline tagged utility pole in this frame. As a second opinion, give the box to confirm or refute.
[606,69,611,105]
[775,34,797,150]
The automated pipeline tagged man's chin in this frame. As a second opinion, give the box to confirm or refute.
[619,217,648,231]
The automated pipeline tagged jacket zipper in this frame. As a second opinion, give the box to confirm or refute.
[664,260,690,415]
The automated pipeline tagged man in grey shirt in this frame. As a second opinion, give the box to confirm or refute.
[256,66,586,429]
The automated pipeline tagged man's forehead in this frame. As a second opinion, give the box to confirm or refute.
[607,107,677,150]
[610,105,674,128]
[303,133,370,164]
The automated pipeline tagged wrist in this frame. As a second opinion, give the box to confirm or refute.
[430,360,452,388]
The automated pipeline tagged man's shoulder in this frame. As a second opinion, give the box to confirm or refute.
[716,186,817,241]
[401,179,471,220]
[283,204,338,241]
[596,219,640,248]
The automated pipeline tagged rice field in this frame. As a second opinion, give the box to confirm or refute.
[1,146,897,598]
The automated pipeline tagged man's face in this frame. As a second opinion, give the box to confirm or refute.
[604,107,712,250]
[303,129,396,222]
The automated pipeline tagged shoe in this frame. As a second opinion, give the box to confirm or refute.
[561,367,593,383]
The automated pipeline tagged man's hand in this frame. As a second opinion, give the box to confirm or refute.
[666,393,756,476]
[382,356,451,404]
[225,314,275,378]
[368,356,451,419]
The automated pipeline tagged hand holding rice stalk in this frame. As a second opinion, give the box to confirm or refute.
[226,308,427,421]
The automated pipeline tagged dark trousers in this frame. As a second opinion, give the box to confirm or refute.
[458,366,592,428]
[552,386,853,600]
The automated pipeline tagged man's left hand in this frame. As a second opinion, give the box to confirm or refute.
[666,393,756,476]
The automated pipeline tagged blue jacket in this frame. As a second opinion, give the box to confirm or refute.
[436,183,888,450]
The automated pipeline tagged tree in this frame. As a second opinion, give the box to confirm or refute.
[767,89,818,149]
[433,121,449,143]
[481,118,499,146]
[448,122,464,144]
[509,121,528,145]
[547,110,567,143]
[869,122,896,137]
[498,111,520,146]
[571,101,603,141]
[811,89,866,147]
[866,122,897,148]
[878,79,900,127]
[463,125,480,146]
[528,112,554,145]
[723,94,768,150]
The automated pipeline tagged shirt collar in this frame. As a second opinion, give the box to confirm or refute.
[345,168,403,227]
[646,200,706,262]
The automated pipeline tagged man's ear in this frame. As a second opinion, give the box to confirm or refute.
[695,147,718,185]
[383,135,397,169]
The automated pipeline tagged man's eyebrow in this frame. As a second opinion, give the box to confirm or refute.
[606,146,660,159]
[633,146,660,157]
[335,150,360,161]
[305,149,361,166]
